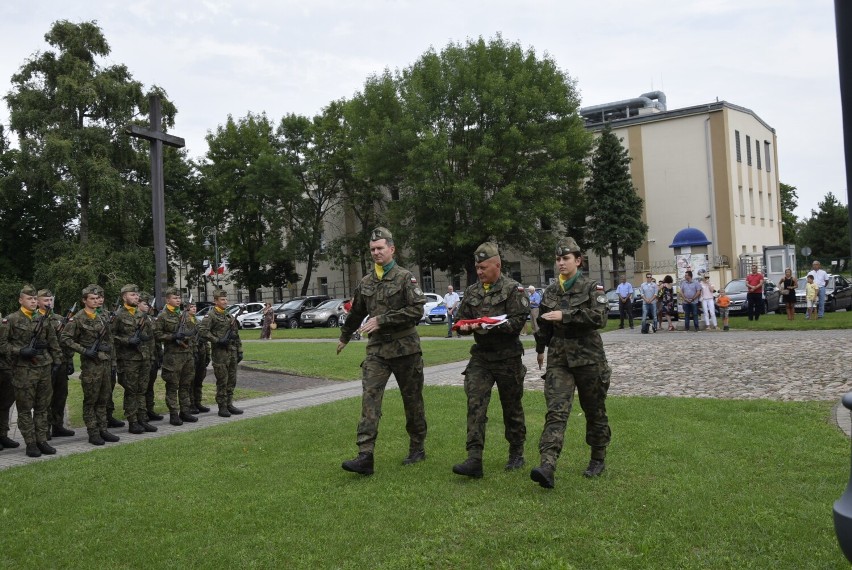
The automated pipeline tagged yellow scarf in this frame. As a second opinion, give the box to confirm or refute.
[84,308,97,319]
[124,304,137,316]
[20,307,34,319]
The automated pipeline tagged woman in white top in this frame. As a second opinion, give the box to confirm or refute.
[699,274,718,330]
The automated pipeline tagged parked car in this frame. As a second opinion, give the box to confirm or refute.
[604,289,642,319]
[239,303,285,330]
[794,274,852,313]
[721,278,781,316]
[195,305,214,322]
[426,303,448,324]
[300,298,347,328]
[274,295,330,329]
[227,302,265,329]
[420,293,444,324]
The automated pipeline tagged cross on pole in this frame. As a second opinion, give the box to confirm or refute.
[127,94,185,308]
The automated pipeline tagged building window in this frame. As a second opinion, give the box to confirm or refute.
[759,190,765,220]
[755,140,761,170]
[746,135,752,166]
[749,188,755,224]
[735,131,741,162]
[738,186,745,223]
[764,141,771,172]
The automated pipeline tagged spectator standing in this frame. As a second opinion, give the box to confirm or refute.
[805,275,818,320]
[807,261,829,318]
[779,269,797,321]
[443,285,461,338]
[658,276,676,331]
[615,275,634,330]
[699,274,718,331]
[716,289,731,331]
[679,271,701,331]
[526,285,542,335]
[745,265,765,321]
[639,273,658,333]
[260,303,274,340]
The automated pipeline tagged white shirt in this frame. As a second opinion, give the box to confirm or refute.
[443,291,460,310]
[808,268,829,287]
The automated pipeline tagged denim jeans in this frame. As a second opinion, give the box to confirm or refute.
[683,302,699,330]
[818,286,826,317]
[642,302,656,330]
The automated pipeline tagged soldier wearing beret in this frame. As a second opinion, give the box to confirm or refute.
[0,315,19,450]
[198,289,243,417]
[337,226,428,476]
[188,302,211,414]
[154,287,198,425]
[451,242,530,479]
[110,284,157,434]
[139,294,164,421]
[36,289,76,438]
[530,238,612,489]
[61,285,120,446]
[0,285,62,457]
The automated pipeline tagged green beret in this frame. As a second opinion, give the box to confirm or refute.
[212,289,228,299]
[474,242,499,262]
[20,284,37,297]
[120,284,139,294]
[164,287,181,297]
[139,293,152,304]
[370,226,393,242]
[37,288,53,298]
[555,237,581,256]
[81,285,98,297]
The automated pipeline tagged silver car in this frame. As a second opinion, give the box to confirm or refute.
[300,298,347,328]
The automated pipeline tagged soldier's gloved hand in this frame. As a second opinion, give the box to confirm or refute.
[66,362,75,375]
[19,346,39,359]
[237,351,244,363]
[34,340,49,350]
[139,334,150,342]
[173,332,187,342]
[83,347,98,360]
[98,343,111,353]
[216,338,230,348]
[111,367,117,383]
[128,336,142,347]
[51,363,62,376]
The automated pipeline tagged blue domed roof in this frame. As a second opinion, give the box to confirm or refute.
[669,227,711,248]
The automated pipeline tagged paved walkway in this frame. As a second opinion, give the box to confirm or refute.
[2,328,851,470]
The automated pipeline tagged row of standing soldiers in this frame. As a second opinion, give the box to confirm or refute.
[0,284,243,458]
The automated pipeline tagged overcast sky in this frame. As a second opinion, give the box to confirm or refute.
[0,0,845,220]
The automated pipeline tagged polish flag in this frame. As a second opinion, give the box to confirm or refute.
[217,259,228,275]
[204,262,214,277]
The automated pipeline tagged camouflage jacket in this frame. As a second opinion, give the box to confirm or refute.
[139,311,158,362]
[339,262,426,359]
[111,305,150,362]
[61,309,116,365]
[534,272,608,367]
[43,311,75,364]
[457,274,529,361]
[154,306,193,355]
[0,309,62,368]
[198,308,241,354]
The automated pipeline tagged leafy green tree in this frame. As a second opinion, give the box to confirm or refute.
[385,35,591,282]
[584,123,648,286]
[202,112,298,301]
[779,182,798,245]
[798,192,850,263]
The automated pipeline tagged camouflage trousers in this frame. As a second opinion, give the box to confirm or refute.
[145,357,159,411]
[462,355,526,459]
[11,365,53,445]
[357,352,427,454]
[161,352,194,413]
[116,358,148,422]
[193,356,208,404]
[0,368,15,437]
[80,359,112,435]
[211,348,238,406]
[49,364,70,428]
[539,362,611,468]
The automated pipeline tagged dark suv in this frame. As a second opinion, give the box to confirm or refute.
[274,295,330,329]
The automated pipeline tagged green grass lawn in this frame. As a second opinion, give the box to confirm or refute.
[724,309,852,330]
[0,388,847,568]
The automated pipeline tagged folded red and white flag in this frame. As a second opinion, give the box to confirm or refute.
[452,314,507,331]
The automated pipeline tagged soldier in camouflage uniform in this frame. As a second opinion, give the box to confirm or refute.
[37,290,77,438]
[530,238,612,489]
[0,320,19,450]
[111,284,158,434]
[61,285,120,446]
[451,242,530,479]
[198,290,243,417]
[337,226,428,476]
[188,302,211,414]
[140,294,164,421]
[154,287,198,426]
[0,285,63,457]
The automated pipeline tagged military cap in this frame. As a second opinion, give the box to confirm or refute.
[120,284,139,294]
[37,288,53,298]
[555,237,581,256]
[370,226,393,242]
[19,284,37,297]
[474,242,499,262]
[164,286,181,297]
[212,289,228,299]
[139,292,152,304]
[82,285,100,297]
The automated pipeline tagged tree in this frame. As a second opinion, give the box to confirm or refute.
[779,182,798,245]
[584,123,648,286]
[384,35,592,282]
[797,192,850,263]
[202,113,298,301]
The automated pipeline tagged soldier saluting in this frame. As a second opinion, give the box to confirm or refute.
[198,289,243,417]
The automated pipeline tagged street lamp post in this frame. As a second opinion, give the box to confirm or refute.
[203,226,220,290]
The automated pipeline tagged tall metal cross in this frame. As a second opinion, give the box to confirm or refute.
[127,94,185,308]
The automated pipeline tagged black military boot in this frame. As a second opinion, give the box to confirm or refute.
[583,459,606,478]
[452,457,483,478]
[188,404,199,414]
[88,432,105,446]
[169,413,183,426]
[195,401,211,413]
[139,420,158,433]
[179,411,198,423]
[341,452,374,475]
[530,464,555,489]
[128,422,145,434]
[51,425,75,437]
[100,430,120,443]
[37,441,56,455]
[226,403,244,415]
[147,409,164,421]
[402,449,426,466]
[0,435,20,448]
[505,447,525,471]
[107,415,125,428]
[25,443,42,458]
[218,405,231,418]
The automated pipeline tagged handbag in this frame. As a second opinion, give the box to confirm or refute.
[270,323,277,330]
